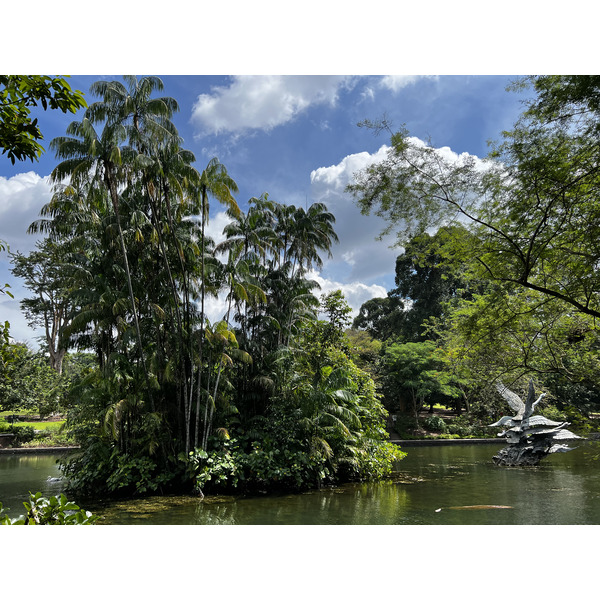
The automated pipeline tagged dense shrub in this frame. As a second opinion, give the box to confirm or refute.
[422,415,447,432]
[446,415,494,438]
[186,432,405,495]
[562,406,600,436]
[7,424,35,446]
[60,435,182,498]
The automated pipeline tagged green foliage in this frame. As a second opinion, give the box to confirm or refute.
[349,103,600,323]
[348,77,600,425]
[561,406,600,436]
[320,290,353,347]
[422,415,447,432]
[106,454,174,495]
[353,296,405,342]
[186,441,331,494]
[0,492,99,525]
[186,431,404,495]
[181,292,404,494]
[353,226,478,344]
[380,341,462,416]
[392,226,477,341]
[6,424,35,446]
[10,238,75,374]
[61,435,179,497]
[445,415,490,438]
[537,404,567,423]
[0,76,86,164]
[0,343,66,416]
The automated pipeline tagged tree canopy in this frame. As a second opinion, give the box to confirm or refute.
[0,76,86,164]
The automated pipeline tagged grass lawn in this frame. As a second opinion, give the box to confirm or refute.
[10,420,65,431]
[0,410,39,418]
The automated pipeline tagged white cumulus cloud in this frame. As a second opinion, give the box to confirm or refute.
[310,145,398,284]
[191,75,353,136]
[309,136,491,303]
[0,172,54,346]
[308,270,387,319]
[0,172,51,254]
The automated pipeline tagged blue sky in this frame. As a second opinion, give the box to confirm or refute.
[0,74,532,345]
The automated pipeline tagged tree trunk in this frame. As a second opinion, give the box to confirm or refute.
[105,168,154,412]
[49,347,66,375]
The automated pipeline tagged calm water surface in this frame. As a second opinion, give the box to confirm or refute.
[0,452,64,514]
[2,442,599,524]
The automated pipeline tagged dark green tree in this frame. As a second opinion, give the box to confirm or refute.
[354,226,477,343]
[353,296,404,341]
[380,341,462,423]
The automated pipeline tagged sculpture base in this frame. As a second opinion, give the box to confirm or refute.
[492,445,548,467]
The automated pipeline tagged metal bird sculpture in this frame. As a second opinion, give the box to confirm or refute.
[490,379,582,466]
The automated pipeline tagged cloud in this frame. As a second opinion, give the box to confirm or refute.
[310,138,491,287]
[0,172,51,254]
[202,292,230,327]
[360,86,375,102]
[310,145,399,285]
[0,296,42,346]
[191,75,353,137]
[379,75,438,92]
[307,271,387,319]
[307,135,501,329]
[0,172,52,346]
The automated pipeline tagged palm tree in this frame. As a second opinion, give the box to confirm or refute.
[192,158,239,450]
[136,137,201,452]
[86,76,179,152]
[217,197,276,263]
[288,202,339,276]
[195,158,240,324]
[49,117,154,402]
[85,76,210,449]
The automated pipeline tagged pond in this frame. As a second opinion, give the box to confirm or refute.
[1,441,599,524]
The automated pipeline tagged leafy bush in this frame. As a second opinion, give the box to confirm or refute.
[538,405,567,422]
[0,492,100,525]
[422,415,447,433]
[7,424,35,446]
[348,439,407,480]
[21,431,73,448]
[562,406,600,435]
[106,454,174,495]
[185,441,329,494]
[393,414,418,436]
[445,415,494,438]
[61,436,179,497]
